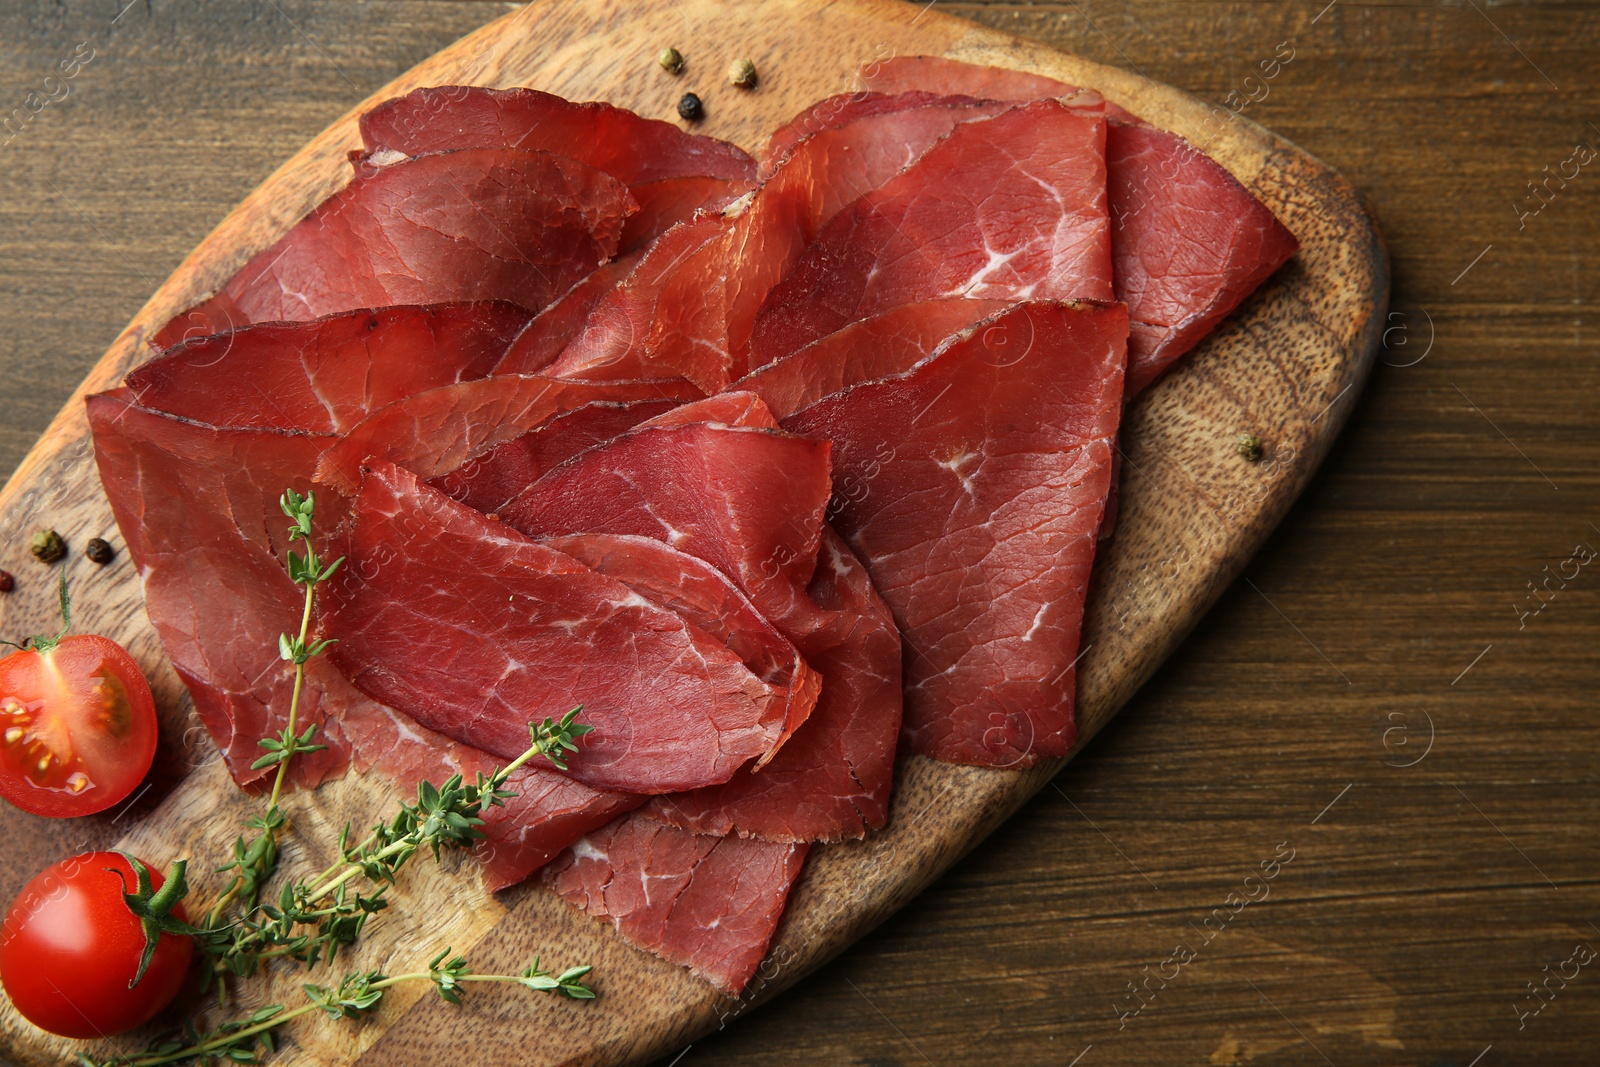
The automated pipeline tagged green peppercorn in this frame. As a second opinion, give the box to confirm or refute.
[1235,433,1265,462]
[30,529,66,564]
[677,92,704,121]
[728,58,757,89]
[658,47,684,74]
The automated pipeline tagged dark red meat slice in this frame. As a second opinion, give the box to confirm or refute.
[551,93,1023,392]
[749,100,1112,366]
[86,389,349,787]
[647,526,901,840]
[359,88,755,181]
[151,148,633,349]
[546,532,820,763]
[738,299,1010,419]
[430,399,679,514]
[542,813,808,995]
[315,374,699,492]
[1106,122,1299,392]
[498,420,903,842]
[498,423,832,618]
[129,303,532,433]
[617,175,747,252]
[634,390,774,429]
[492,252,644,377]
[546,215,734,392]
[324,462,790,794]
[759,87,1102,189]
[856,57,1298,394]
[358,88,756,253]
[859,54,1141,122]
[783,301,1128,766]
[335,699,640,892]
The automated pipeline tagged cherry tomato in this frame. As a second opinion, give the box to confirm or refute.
[0,852,192,1038]
[0,634,158,817]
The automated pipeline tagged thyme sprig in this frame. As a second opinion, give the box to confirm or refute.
[119,485,598,1060]
[76,948,593,1067]
[202,710,592,979]
[194,491,341,999]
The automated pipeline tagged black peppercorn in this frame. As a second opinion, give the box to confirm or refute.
[30,530,66,564]
[86,537,115,565]
[0,570,13,593]
[677,93,704,121]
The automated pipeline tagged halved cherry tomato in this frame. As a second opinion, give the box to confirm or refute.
[0,634,158,817]
[0,852,193,1038]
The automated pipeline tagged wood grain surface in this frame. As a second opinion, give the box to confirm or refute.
[0,1,1587,1066]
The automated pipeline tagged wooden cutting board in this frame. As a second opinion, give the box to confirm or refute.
[0,0,1385,1064]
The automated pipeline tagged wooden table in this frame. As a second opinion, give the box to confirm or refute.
[0,2,1594,1065]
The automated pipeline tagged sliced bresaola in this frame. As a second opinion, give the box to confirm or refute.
[335,698,640,892]
[783,300,1128,767]
[358,87,756,250]
[498,422,832,619]
[324,462,792,794]
[858,54,1142,122]
[737,298,1011,419]
[429,398,680,514]
[1103,121,1299,392]
[497,416,903,842]
[550,94,1025,391]
[857,56,1299,394]
[633,390,776,430]
[748,100,1113,366]
[546,532,820,763]
[151,148,634,350]
[492,252,644,377]
[546,214,734,392]
[542,813,809,995]
[760,89,1071,178]
[129,302,533,433]
[647,525,902,840]
[85,389,349,787]
[315,373,699,491]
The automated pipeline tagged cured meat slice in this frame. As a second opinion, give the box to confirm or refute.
[492,252,644,377]
[324,462,791,794]
[315,374,699,491]
[542,813,809,995]
[497,423,832,617]
[855,57,1298,394]
[359,87,756,182]
[546,214,734,392]
[737,299,1010,419]
[783,301,1128,766]
[430,399,679,514]
[129,303,533,433]
[1105,121,1299,393]
[358,88,756,252]
[749,100,1113,366]
[335,699,640,892]
[86,389,348,787]
[762,90,1020,177]
[647,526,901,840]
[858,55,1142,122]
[151,148,633,349]
[634,390,775,430]
[545,532,820,762]
[551,94,1020,391]
[615,174,747,251]
[499,421,903,842]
